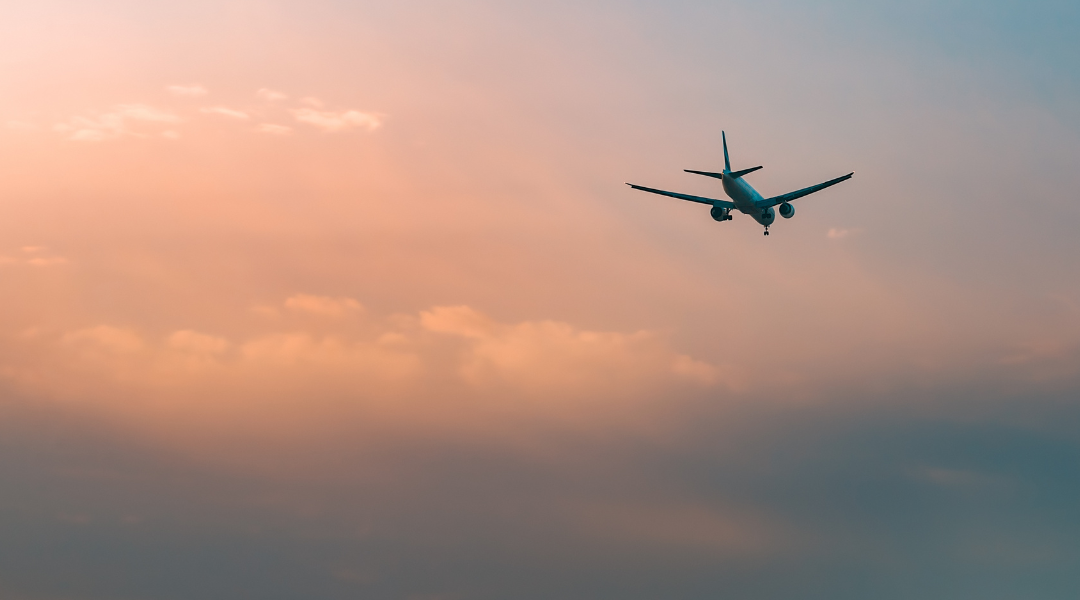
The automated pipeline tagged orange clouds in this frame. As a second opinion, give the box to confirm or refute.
[0,296,725,447]
[256,88,287,102]
[254,123,291,135]
[34,90,381,145]
[62,325,145,354]
[284,294,365,318]
[290,107,382,132]
[166,84,208,97]
[0,246,68,267]
[199,106,250,120]
[421,305,721,393]
[53,104,180,141]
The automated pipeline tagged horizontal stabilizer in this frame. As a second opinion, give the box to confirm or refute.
[626,183,735,209]
[727,165,763,179]
[684,169,724,180]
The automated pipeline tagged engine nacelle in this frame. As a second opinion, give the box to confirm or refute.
[710,206,732,222]
[778,202,795,219]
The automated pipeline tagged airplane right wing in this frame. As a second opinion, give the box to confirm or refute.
[626,183,735,209]
[756,172,853,208]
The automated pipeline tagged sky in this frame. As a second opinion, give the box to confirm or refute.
[1,0,1080,598]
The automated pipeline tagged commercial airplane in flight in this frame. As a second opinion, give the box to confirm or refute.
[627,132,853,235]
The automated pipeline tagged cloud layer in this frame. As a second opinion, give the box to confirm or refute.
[39,93,380,142]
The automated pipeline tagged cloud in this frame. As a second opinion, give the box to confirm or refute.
[827,227,860,239]
[998,339,1071,366]
[284,294,364,317]
[200,107,250,119]
[996,339,1080,382]
[117,105,180,122]
[420,306,722,392]
[167,330,229,355]
[238,333,418,381]
[291,108,382,132]
[166,84,207,96]
[62,326,144,354]
[54,104,180,142]
[4,302,722,421]
[257,88,287,101]
[420,305,496,339]
[26,256,68,266]
[57,123,117,142]
[0,247,69,267]
[255,123,291,135]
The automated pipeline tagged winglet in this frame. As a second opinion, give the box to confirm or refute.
[722,131,731,173]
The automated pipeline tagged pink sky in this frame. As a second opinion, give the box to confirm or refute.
[2,0,1078,475]
[2,1,1080,598]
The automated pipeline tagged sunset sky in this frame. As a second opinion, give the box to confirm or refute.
[2,1,1080,598]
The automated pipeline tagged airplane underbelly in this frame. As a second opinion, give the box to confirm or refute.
[724,183,760,215]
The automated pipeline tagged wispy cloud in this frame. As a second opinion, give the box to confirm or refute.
[116,105,178,122]
[0,246,69,267]
[199,106,250,119]
[420,305,722,391]
[62,325,144,354]
[292,107,382,132]
[54,104,180,142]
[827,227,860,239]
[166,84,207,97]
[284,294,364,317]
[167,330,229,355]
[26,256,68,266]
[7,301,722,409]
[255,123,291,135]
[256,88,287,101]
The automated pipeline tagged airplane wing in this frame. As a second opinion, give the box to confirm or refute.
[756,172,853,208]
[626,183,735,209]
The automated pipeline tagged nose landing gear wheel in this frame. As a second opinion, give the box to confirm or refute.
[764,228,770,236]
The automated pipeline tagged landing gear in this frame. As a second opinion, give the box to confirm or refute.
[764,227,770,236]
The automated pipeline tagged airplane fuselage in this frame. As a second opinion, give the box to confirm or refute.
[722,175,775,227]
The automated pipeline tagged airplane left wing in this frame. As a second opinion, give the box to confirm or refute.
[756,172,853,208]
[626,184,735,209]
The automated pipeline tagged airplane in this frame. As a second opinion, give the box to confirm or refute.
[627,132,853,235]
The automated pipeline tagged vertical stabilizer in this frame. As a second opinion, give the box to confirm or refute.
[722,131,731,173]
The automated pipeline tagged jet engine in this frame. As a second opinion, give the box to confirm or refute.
[778,202,795,219]
[710,206,732,222]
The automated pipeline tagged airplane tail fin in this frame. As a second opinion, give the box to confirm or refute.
[722,131,731,173]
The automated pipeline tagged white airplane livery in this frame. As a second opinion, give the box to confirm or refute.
[627,132,853,235]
